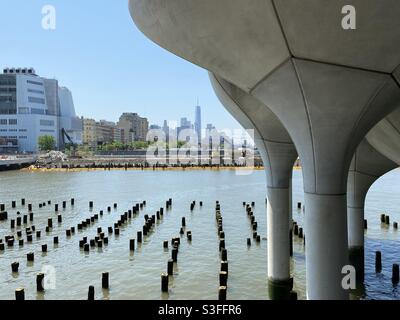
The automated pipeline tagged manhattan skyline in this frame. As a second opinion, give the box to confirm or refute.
[0,0,241,132]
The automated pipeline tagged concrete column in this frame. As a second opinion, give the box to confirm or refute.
[305,193,348,299]
[267,186,291,299]
[347,140,397,281]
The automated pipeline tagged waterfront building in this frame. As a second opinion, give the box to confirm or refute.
[82,118,121,147]
[0,67,82,153]
[117,112,148,143]
[82,118,96,147]
[96,120,117,145]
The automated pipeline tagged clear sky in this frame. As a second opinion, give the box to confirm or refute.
[0,0,241,131]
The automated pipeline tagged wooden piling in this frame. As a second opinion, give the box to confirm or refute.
[88,286,95,300]
[172,248,178,262]
[219,239,225,251]
[27,252,34,262]
[221,248,228,261]
[392,264,399,284]
[221,261,228,273]
[36,273,45,292]
[161,272,169,292]
[102,272,109,289]
[15,288,25,301]
[11,262,19,273]
[375,251,382,272]
[218,286,227,300]
[168,259,174,275]
[219,271,228,286]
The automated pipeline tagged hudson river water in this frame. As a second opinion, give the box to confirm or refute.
[0,168,399,300]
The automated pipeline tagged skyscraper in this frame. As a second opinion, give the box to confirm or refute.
[194,104,201,144]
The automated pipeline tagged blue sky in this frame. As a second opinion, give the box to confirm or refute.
[0,0,241,130]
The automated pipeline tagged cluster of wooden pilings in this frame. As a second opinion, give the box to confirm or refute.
[243,202,261,246]
[1,196,181,299]
[215,201,228,300]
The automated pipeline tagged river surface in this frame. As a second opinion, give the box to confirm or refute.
[0,168,399,300]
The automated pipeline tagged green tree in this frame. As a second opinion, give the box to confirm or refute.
[38,135,56,152]
[132,141,149,149]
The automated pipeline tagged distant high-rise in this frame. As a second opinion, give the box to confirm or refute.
[194,104,201,143]
[163,120,169,142]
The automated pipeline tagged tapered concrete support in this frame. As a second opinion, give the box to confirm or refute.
[267,187,291,300]
[252,60,400,300]
[347,140,397,281]
[305,193,348,300]
[209,74,296,300]
[367,107,400,165]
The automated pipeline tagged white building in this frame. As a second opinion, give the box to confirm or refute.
[0,68,82,153]
[59,86,83,146]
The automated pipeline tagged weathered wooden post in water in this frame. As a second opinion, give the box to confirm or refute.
[161,273,169,292]
[375,251,382,273]
[15,288,25,301]
[36,273,45,292]
[88,286,95,300]
[102,272,109,289]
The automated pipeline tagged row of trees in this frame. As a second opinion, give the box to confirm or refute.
[97,140,188,151]
[97,141,152,151]
[38,135,189,154]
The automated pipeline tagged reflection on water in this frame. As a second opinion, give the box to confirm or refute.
[0,168,399,300]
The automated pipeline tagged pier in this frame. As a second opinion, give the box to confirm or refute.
[129,0,400,299]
